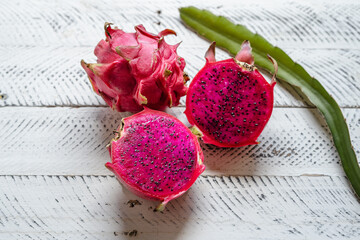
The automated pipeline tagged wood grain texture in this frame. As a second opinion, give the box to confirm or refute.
[1,0,359,239]
[1,0,360,108]
[1,0,359,49]
[0,107,358,176]
[0,175,359,240]
[1,47,359,108]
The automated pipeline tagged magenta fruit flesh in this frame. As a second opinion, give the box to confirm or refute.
[106,108,205,210]
[185,41,277,147]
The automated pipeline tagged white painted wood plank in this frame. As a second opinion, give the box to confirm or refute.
[1,47,359,107]
[2,0,359,107]
[0,175,359,239]
[1,0,359,49]
[0,107,358,176]
[0,1,358,239]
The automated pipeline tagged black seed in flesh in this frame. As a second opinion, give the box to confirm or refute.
[188,61,273,145]
[115,112,198,197]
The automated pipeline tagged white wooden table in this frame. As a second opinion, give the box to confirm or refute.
[1,0,359,239]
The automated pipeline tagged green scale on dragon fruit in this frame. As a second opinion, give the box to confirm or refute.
[185,41,278,148]
[106,108,205,211]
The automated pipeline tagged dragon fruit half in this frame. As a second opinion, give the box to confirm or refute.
[185,41,278,147]
[106,108,205,211]
[81,23,188,112]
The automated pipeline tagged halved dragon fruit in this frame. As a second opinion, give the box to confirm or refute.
[81,23,188,112]
[185,41,278,147]
[106,108,205,211]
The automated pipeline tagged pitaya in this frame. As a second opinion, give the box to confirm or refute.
[185,41,278,147]
[81,23,188,112]
[106,108,205,211]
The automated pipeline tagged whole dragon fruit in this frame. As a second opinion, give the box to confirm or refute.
[81,23,188,112]
[185,41,278,147]
[106,108,205,211]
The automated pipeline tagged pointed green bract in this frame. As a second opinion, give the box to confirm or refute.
[179,6,360,198]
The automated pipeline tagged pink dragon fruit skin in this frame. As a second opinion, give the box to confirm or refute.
[185,41,278,148]
[106,108,205,211]
[81,23,188,112]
